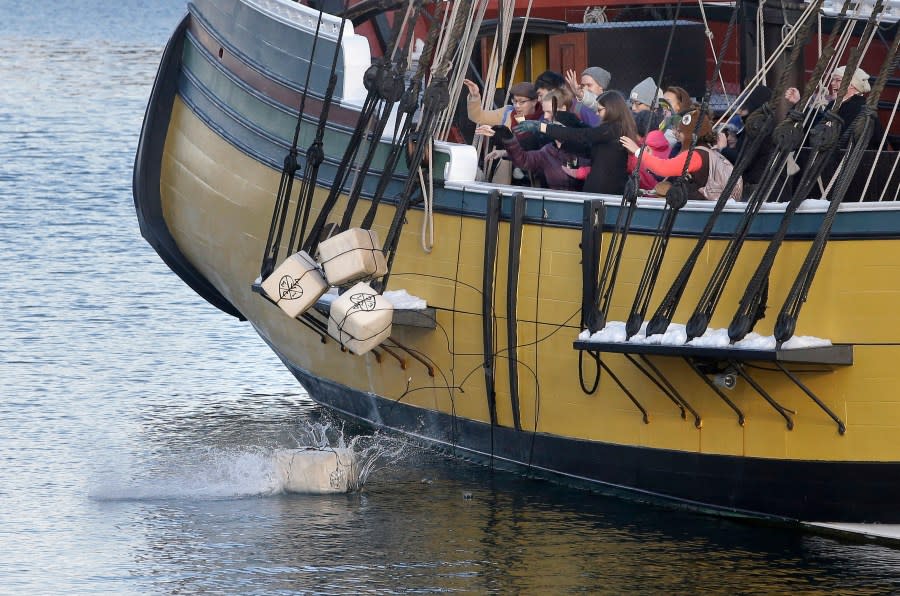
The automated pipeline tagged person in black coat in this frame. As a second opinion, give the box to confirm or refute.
[515,91,639,195]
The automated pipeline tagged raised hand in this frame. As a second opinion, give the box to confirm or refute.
[565,69,582,100]
[462,79,481,100]
[784,87,801,104]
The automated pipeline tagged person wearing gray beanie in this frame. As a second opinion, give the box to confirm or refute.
[629,77,665,136]
[582,67,611,92]
[566,66,611,112]
[629,77,660,109]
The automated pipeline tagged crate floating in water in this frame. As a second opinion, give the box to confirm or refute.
[274,447,357,494]
[328,281,393,355]
[317,228,388,286]
[261,251,328,318]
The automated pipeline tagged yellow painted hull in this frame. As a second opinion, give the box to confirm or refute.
[134,0,900,523]
[162,98,900,462]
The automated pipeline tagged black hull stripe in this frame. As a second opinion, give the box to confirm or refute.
[284,359,900,523]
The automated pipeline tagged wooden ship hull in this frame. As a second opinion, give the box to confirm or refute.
[134,0,900,530]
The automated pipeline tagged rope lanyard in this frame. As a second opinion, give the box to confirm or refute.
[727,2,889,342]
[623,0,739,339]
[260,7,328,279]
[774,26,900,343]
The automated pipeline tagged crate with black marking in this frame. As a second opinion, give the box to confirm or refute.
[261,251,328,318]
[327,282,393,355]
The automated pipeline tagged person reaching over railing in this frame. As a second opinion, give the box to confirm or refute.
[535,70,601,127]
[489,89,591,192]
[565,66,612,115]
[620,108,743,202]
[515,91,637,195]
[463,79,542,184]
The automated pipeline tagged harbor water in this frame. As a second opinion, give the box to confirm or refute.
[2,1,900,592]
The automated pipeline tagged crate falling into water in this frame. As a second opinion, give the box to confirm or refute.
[327,281,393,355]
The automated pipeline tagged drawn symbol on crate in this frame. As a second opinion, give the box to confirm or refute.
[349,293,377,312]
[278,275,304,300]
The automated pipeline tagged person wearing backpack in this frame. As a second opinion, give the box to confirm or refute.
[619,108,743,201]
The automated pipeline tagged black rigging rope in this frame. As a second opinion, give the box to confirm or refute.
[594,0,684,334]
[774,25,899,343]
[678,0,845,340]
[338,0,424,231]
[378,0,473,291]
[361,0,445,231]
[301,2,413,257]
[259,7,328,279]
[644,0,831,338]
[728,1,888,342]
[288,8,351,257]
[624,0,739,339]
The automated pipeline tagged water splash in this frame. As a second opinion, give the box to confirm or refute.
[89,417,410,501]
[288,418,411,492]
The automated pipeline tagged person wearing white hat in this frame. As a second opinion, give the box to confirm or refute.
[784,65,882,150]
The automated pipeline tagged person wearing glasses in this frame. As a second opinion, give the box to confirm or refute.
[629,77,667,137]
[463,79,543,184]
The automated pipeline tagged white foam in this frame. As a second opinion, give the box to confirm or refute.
[89,448,288,501]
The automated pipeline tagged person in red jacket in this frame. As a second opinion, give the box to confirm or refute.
[620,108,742,201]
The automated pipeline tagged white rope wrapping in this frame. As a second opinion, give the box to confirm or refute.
[697,0,731,105]
[420,142,434,252]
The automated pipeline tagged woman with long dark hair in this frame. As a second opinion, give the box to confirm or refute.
[515,90,638,195]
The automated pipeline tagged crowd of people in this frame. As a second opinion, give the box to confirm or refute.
[462,63,881,201]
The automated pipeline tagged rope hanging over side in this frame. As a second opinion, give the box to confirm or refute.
[774,25,900,343]
[644,0,824,337]
[624,0,738,339]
